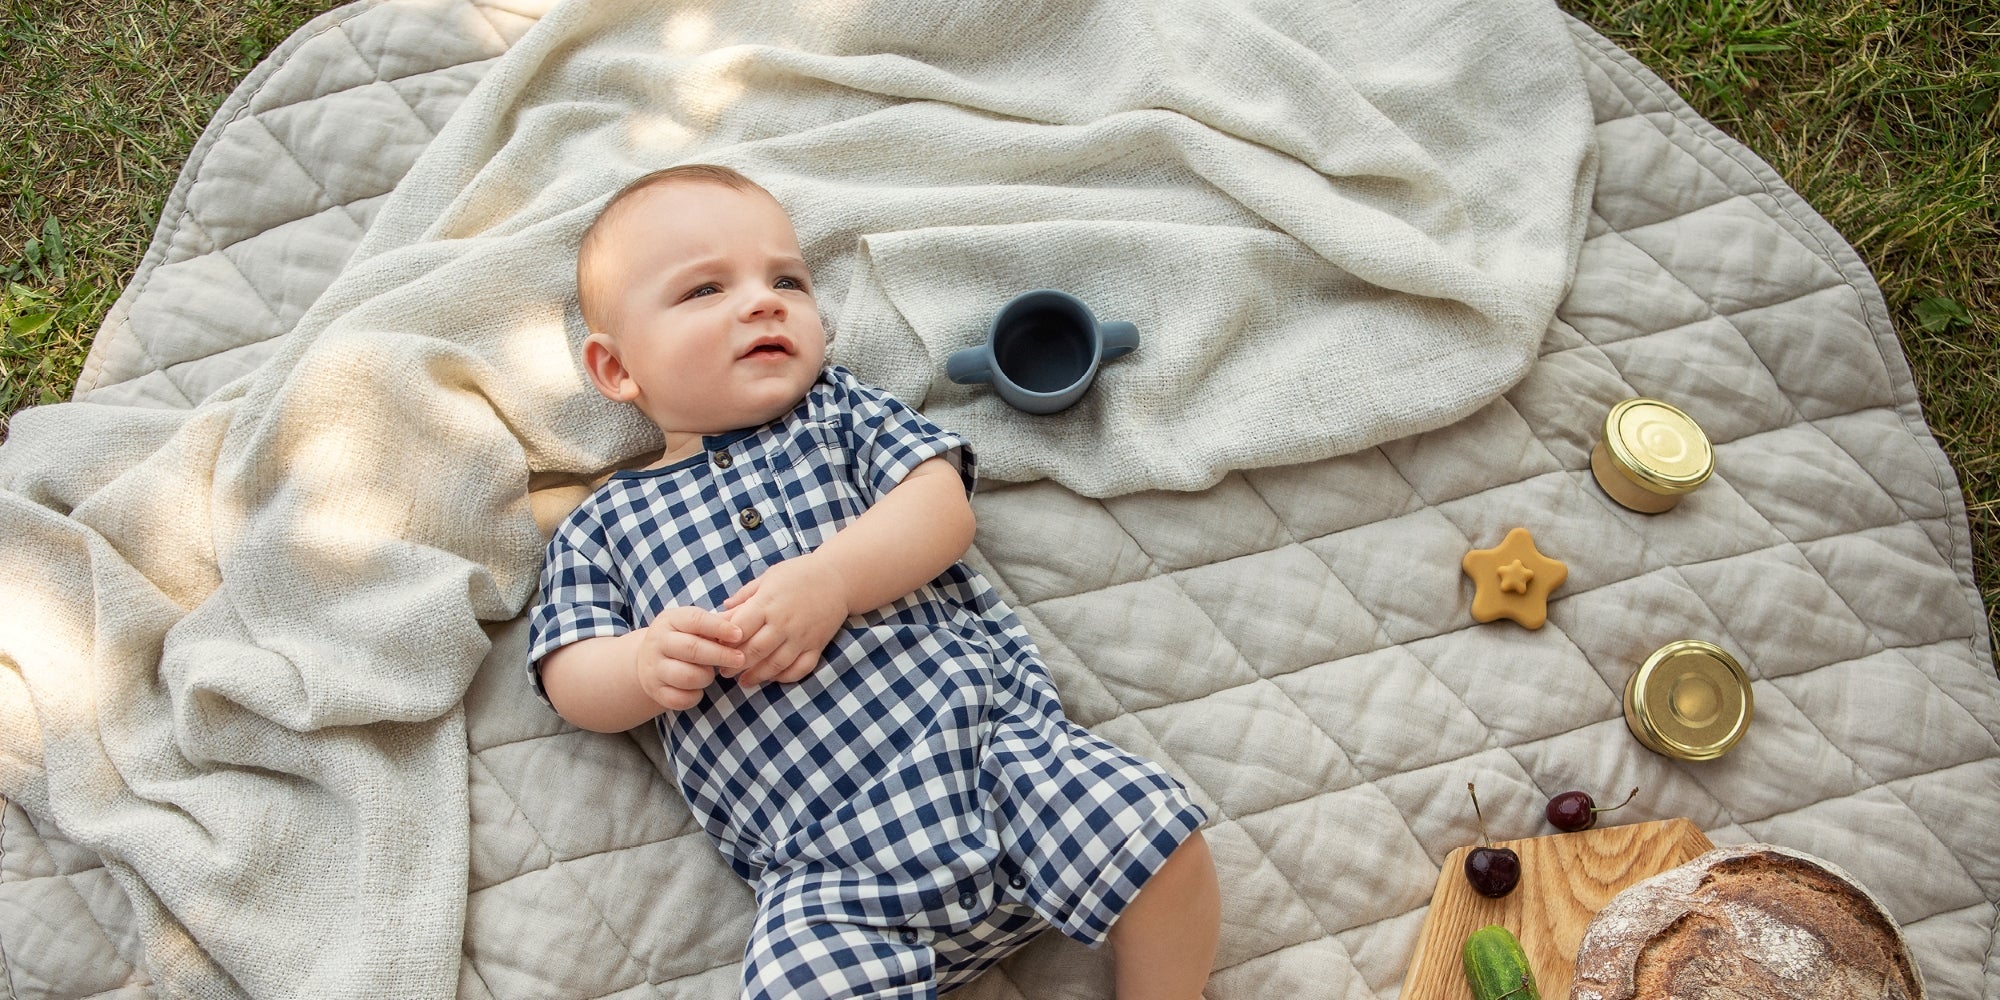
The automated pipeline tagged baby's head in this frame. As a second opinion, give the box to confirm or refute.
[575,164,825,451]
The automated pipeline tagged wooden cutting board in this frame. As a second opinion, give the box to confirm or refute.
[1399,818,1714,1000]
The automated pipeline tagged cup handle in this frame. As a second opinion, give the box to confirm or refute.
[1100,321,1139,361]
[946,346,993,385]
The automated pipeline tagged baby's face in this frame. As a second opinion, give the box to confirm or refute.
[587,181,826,442]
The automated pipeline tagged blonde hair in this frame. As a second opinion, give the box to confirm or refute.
[575,164,772,335]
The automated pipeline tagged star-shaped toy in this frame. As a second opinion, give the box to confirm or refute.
[1462,527,1567,629]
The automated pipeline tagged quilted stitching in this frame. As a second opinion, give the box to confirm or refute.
[491,36,1993,972]
[16,3,1997,1000]
[935,29,1992,998]
[0,802,151,997]
[77,0,520,407]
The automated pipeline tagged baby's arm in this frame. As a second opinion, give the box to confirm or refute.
[540,606,745,732]
[723,455,975,686]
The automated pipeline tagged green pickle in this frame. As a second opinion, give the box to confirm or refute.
[1461,924,1541,1000]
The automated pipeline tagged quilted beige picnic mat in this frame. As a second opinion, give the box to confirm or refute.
[3,1,1994,998]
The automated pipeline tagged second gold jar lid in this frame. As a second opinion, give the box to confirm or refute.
[1603,398,1714,495]
[1626,640,1754,760]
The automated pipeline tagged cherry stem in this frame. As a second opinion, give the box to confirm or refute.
[1467,782,1491,846]
[1597,786,1640,815]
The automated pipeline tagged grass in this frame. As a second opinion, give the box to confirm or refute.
[0,0,1995,660]
[0,0,340,413]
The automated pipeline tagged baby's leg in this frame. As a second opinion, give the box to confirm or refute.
[1106,830,1220,1000]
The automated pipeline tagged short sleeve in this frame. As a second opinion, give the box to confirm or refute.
[825,366,976,505]
[524,503,633,708]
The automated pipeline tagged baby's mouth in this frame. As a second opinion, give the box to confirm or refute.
[741,337,793,359]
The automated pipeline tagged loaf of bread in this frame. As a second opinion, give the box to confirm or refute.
[1570,843,1922,1000]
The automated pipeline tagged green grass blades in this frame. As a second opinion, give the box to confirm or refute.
[1,0,339,428]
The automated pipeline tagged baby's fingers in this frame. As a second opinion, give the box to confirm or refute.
[660,604,742,645]
[733,651,777,690]
[741,642,817,689]
[773,649,819,685]
[733,644,789,690]
[721,605,768,654]
[723,578,761,611]
[736,616,795,668]
[666,631,745,674]
[641,659,716,712]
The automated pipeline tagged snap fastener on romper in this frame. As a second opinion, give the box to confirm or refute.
[900,929,919,945]
[1009,875,1027,890]
[958,892,977,909]
[711,450,732,469]
[739,507,762,529]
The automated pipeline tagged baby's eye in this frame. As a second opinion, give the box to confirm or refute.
[775,276,807,291]
[685,283,720,299]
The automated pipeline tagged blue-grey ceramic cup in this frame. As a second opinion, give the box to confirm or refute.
[945,290,1139,415]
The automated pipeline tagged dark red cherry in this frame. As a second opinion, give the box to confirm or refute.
[1464,846,1521,897]
[1545,787,1638,832]
[1546,791,1596,831]
[1462,782,1521,897]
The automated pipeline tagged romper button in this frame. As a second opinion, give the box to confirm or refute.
[900,929,919,945]
[739,507,762,529]
[1010,875,1027,890]
[958,892,977,909]
[711,450,732,469]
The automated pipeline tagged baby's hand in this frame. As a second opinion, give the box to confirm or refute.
[632,606,744,711]
[722,554,849,688]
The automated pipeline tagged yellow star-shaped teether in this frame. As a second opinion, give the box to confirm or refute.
[1462,527,1567,629]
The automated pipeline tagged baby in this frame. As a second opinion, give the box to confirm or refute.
[528,164,1219,1000]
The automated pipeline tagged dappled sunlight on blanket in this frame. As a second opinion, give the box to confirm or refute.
[290,420,419,568]
[662,8,715,55]
[498,316,588,402]
[680,50,754,128]
[0,657,42,794]
[0,542,91,700]
[629,112,694,152]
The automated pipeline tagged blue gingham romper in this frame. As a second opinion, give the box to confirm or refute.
[527,366,1207,999]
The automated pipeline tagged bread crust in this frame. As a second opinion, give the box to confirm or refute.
[1569,843,1922,1000]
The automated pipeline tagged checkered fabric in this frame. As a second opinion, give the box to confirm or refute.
[527,366,1207,992]
[742,877,1046,999]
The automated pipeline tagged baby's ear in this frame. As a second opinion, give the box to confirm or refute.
[581,332,640,402]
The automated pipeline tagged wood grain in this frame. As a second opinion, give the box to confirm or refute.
[1398,818,1715,1000]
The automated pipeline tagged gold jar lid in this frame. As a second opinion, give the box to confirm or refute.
[1602,398,1713,496]
[1624,640,1754,761]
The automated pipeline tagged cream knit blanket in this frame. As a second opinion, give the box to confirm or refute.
[0,0,1593,994]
